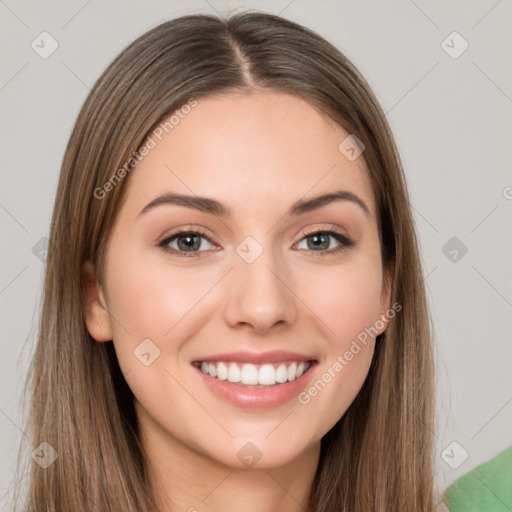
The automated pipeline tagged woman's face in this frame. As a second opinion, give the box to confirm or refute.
[85,91,392,470]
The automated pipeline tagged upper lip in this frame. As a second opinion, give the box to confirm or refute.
[192,350,316,365]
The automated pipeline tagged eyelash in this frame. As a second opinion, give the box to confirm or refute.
[158,228,354,258]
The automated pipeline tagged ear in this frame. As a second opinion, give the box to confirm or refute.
[83,260,113,342]
[377,259,395,335]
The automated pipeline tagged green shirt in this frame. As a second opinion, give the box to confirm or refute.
[445,445,512,511]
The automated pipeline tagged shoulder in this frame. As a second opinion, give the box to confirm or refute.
[443,445,512,512]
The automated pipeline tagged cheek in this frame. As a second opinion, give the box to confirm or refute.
[103,242,225,382]
[296,256,383,348]
[292,255,382,424]
[106,248,216,339]
[103,247,219,422]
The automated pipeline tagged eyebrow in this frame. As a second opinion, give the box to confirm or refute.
[138,189,370,218]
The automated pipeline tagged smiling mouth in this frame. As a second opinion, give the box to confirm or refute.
[192,360,316,387]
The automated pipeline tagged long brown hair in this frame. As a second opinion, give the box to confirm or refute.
[11,11,436,511]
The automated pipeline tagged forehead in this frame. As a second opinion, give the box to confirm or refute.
[120,91,375,218]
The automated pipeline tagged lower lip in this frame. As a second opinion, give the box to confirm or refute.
[193,362,317,409]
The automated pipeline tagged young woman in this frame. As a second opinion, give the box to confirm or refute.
[12,11,439,512]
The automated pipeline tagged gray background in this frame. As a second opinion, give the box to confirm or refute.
[1,0,511,505]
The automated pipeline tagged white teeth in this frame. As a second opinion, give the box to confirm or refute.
[259,364,276,385]
[197,360,311,386]
[216,362,228,381]
[227,362,241,383]
[287,362,297,381]
[275,364,288,383]
[240,364,259,385]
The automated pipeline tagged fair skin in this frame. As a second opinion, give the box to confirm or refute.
[84,91,392,511]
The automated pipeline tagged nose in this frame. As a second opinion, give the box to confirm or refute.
[223,249,298,336]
